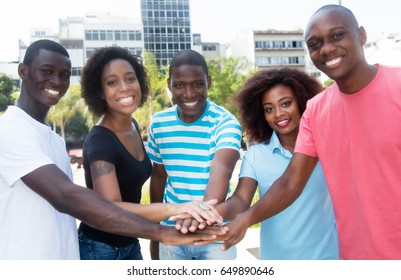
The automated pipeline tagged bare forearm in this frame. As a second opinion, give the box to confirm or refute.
[150,182,164,203]
[217,195,251,221]
[149,164,167,203]
[204,149,239,202]
[204,173,231,202]
[61,186,165,240]
[217,177,257,220]
[116,201,179,222]
[21,164,223,245]
[204,163,237,202]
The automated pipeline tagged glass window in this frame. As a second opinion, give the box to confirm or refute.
[115,30,121,40]
[100,30,106,40]
[107,30,113,40]
[121,31,128,41]
[92,31,99,40]
[86,48,95,59]
[85,31,92,40]
[71,67,81,77]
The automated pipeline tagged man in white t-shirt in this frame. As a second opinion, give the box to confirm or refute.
[0,39,226,259]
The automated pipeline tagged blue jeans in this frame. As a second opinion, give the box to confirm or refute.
[78,232,143,260]
[159,243,236,260]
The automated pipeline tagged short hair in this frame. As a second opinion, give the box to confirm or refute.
[80,46,150,117]
[23,39,69,67]
[236,68,323,144]
[168,49,208,79]
[312,4,359,27]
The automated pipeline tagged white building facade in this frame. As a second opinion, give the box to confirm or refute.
[228,29,307,73]
[364,33,401,66]
[18,13,143,85]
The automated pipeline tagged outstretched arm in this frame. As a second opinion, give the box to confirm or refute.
[217,177,257,221]
[204,148,240,203]
[175,148,240,233]
[23,164,164,240]
[216,153,318,250]
[22,164,225,245]
[90,160,220,223]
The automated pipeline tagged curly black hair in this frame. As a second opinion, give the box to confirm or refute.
[80,46,150,117]
[236,68,323,144]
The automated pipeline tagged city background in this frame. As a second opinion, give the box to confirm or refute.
[1,0,400,147]
[1,0,400,80]
[1,0,400,155]
[0,0,400,260]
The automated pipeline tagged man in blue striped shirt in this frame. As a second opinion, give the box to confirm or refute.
[147,50,242,260]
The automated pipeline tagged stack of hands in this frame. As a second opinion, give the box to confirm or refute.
[167,199,245,251]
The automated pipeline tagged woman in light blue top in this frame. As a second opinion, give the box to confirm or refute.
[218,68,339,259]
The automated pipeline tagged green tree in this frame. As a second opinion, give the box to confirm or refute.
[47,85,87,139]
[133,52,171,140]
[207,57,256,117]
[323,79,334,88]
[0,73,16,112]
[64,110,91,149]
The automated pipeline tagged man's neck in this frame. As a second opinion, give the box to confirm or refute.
[16,98,49,124]
[337,64,379,94]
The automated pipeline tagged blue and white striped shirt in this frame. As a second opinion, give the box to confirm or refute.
[147,100,242,224]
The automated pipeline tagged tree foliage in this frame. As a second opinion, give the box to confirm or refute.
[133,51,171,140]
[323,79,334,88]
[47,85,87,140]
[0,73,16,112]
[64,110,90,149]
[207,57,256,117]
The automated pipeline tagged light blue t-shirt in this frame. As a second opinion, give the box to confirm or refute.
[240,132,339,259]
[148,100,242,225]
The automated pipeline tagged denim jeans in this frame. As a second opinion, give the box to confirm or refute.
[159,243,236,260]
[78,231,143,260]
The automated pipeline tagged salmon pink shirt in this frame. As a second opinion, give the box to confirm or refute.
[295,65,401,259]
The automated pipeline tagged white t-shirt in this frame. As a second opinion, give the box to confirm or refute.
[0,106,79,259]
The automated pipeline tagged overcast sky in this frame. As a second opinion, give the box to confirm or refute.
[1,0,400,61]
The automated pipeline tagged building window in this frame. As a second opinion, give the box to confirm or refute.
[34,30,46,37]
[288,56,305,64]
[115,31,121,40]
[99,30,106,40]
[255,40,303,49]
[202,45,216,51]
[85,29,142,41]
[255,57,271,65]
[71,67,81,77]
[255,41,272,49]
[86,48,97,59]
[127,47,143,56]
[129,30,142,41]
[121,30,128,41]
[85,30,93,40]
[256,56,304,66]
[107,30,114,40]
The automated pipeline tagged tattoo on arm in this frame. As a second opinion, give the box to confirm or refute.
[91,161,115,179]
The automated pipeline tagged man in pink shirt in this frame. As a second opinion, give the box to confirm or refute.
[218,4,401,259]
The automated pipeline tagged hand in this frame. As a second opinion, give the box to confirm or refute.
[159,224,228,246]
[195,214,248,250]
[174,217,206,234]
[169,199,223,226]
